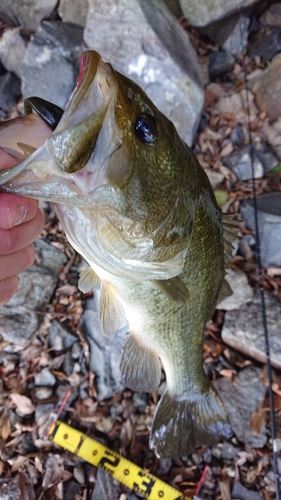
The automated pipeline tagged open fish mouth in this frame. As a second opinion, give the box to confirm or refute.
[0,51,120,204]
[0,50,190,281]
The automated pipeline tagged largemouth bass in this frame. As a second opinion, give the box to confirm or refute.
[0,51,237,458]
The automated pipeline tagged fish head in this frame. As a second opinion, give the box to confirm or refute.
[0,50,199,280]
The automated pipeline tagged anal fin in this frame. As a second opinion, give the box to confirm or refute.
[152,277,190,303]
[120,333,161,393]
[78,266,101,293]
[99,283,125,337]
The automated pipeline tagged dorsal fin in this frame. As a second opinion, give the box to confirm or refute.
[152,276,190,303]
[217,213,240,304]
[99,283,125,337]
[78,266,101,293]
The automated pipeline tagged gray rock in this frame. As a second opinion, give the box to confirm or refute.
[84,0,204,146]
[163,0,183,18]
[58,0,89,27]
[260,3,281,28]
[156,458,173,476]
[179,0,258,27]
[80,298,126,399]
[91,469,121,500]
[240,193,281,268]
[33,386,53,400]
[34,238,67,275]
[0,0,57,30]
[231,481,262,500]
[132,392,147,413]
[63,351,75,376]
[0,307,40,346]
[249,27,281,61]
[0,238,66,345]
[208,50,235,78]
[222,146,264,181]
[0,72,21,117]
[0,477,20,500]
[215,366,267,448]
[254,146,279,174]
[18,432,37,455]
[5,266,56,310]
[0,28,27,78]
[230,125,245,148]
[35,403,55,425]
[34,368,56,386]
[0,267,55,345]
[216,442,241,460]
[223,14,250,56]
[49,320,78,351]
[64,480,81,500]
[252,54,281,122]
[217,269,253,311]
[222,293,281,370]
[21,21,83,108]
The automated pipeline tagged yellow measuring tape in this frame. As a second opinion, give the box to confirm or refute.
[48,420,190,500]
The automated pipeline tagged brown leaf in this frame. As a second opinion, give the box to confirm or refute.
[0,410,11,440]
[8,455,28,472]
[18,471,35,500]
[56,284,77,296]
[219,369,233,378]
[42,455,61,488]
[250,408,267,436]
[219,478,231,500]
[10,393,35,415]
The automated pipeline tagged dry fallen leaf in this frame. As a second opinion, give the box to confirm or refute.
[10,394,35,415]
[0,410,11,440]
[219,478,231,500]
[250,408,267,436]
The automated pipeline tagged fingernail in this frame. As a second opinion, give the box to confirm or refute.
[9,205,27,227]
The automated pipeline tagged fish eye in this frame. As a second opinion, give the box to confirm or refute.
[134,113,156,144]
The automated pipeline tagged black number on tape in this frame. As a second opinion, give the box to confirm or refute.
[98,450,120,476]
[133,471,155,496]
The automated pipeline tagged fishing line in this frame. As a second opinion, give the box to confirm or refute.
[239,15,281,499]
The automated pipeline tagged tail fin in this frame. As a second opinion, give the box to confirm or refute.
[150,386,232,458]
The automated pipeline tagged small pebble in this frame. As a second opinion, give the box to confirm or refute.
[34,368,56,387]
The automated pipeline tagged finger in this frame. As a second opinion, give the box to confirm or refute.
[0,209,45,255]
[0,193,39,229]
[0,244,35,280]
[0,146,21,168]
[0,276,18,306]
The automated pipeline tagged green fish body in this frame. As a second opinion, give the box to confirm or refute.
[0,51,237,457]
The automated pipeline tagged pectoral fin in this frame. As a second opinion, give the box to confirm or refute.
[120,333,161,393]
[152,277,190,303]
[78,266,101,293]
[99,283,125,337]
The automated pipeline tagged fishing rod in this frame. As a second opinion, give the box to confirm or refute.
[240,15,281,499]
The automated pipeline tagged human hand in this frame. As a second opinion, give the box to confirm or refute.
[0,148,45,305]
